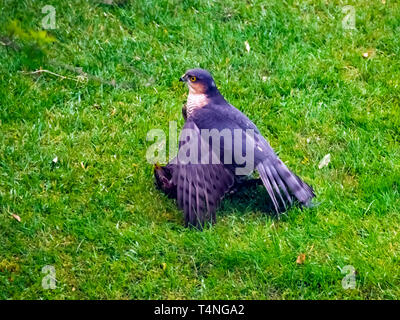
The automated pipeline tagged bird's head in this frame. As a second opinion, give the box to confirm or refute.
[179,68,218,95]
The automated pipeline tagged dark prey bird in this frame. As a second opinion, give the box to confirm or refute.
[155,69,315,228]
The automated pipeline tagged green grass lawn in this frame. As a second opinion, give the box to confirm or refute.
[1,0,399,299]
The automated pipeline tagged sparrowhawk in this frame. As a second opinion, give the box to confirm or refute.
[155,68,315,228]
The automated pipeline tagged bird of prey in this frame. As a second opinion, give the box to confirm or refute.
[155,68,315,228]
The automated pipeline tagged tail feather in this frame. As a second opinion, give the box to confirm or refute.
[256,158,315,213]
[269,165,292,206]
[257,163,280,212]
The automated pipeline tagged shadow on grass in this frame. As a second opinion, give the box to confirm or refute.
[219,183,280,218]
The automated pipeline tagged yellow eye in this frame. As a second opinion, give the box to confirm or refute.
[190,76,196,82]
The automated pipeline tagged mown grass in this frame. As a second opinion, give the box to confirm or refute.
[0,0,399,299]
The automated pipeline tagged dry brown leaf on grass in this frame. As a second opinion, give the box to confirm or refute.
[362,49,376,59]
[296,253,306,264]
[11,214,21,222]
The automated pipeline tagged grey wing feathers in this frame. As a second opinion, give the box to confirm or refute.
[173,119,234,228]
[256,157,315,213]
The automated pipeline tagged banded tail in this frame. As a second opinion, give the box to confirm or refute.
[256,157,315,213]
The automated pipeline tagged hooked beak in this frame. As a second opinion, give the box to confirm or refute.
[179,74,187,82]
